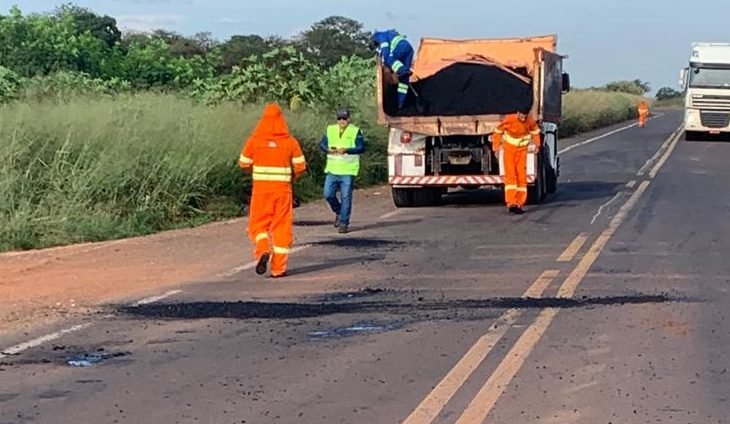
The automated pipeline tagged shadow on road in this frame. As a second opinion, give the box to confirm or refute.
[545,181,624,204]
[285,255,386,276]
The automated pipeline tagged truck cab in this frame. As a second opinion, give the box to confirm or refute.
[679,42,730,139]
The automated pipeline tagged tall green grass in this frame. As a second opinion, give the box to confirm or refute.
[1,90,638,252]
[560,89,645,137]
[0,93,385,251]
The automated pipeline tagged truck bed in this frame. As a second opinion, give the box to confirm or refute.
[376,34,564,136]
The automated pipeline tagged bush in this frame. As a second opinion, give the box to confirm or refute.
[0,66,22,102]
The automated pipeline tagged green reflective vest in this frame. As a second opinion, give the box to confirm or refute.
[325,124,360,176]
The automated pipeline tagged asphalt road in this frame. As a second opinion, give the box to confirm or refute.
[3,110,728,424]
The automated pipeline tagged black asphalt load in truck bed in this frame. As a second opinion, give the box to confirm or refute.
[385,62,533,117]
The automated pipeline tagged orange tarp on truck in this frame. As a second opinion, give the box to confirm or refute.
[411,34,557,81]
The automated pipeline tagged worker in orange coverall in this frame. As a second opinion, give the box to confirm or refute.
[492,109,541,215]
[638,100,650,128]
[238,103,307,278]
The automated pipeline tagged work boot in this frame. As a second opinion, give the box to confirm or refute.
[255,253,270,275]
[338,224,348,234]
[334,215,340,228]
[513,206,525,215]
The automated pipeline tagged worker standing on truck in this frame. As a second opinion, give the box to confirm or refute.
[319,108,366,234]
[492,109,541,215]
[638,100,650,128]
[372,29,414,109]
[238,103,308,278]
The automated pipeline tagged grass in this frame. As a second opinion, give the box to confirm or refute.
[652,97,684,109]
[560,89,646,137]
[1,89,640,252]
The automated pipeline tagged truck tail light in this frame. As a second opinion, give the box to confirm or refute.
[400,131,412,144]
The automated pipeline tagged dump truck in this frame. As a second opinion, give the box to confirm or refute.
[376,34,570,207]
[679,42,730,139]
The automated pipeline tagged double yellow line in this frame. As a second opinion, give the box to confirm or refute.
[402,126,683,424]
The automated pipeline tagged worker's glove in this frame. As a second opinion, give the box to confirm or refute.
[528,143,538,153]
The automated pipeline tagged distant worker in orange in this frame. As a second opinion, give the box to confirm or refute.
[638,100,650,128]
[238,103,307,278]
[492,108,541,215]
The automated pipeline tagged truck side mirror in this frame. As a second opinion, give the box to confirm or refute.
[678,68,688,89]
[562,72,571,93]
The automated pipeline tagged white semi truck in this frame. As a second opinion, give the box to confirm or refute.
[679,42,730,139]
[376,34,570,207]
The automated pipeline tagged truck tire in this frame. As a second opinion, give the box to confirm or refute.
[412,188,442,206]
[392,187,442,207]
[527,154,546,205]
[392,187,414,208]
[545,151,558,194]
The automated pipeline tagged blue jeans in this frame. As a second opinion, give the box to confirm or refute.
[323,174,354,226]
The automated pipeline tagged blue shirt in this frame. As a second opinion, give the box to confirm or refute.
[373,30,414,76]
[319,127,366,155]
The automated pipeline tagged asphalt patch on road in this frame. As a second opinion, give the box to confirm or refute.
[311,287,393,302]
[118,293,690,321]
[308,237,408,250]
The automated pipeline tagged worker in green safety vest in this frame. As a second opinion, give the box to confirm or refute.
[319,108,366,234]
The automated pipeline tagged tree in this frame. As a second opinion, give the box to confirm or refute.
[632,79,651,94]
[53,3,121,48]
[294,16,373,68]
[655,86,682,100]
[603,79,650,96]
[219,35,273,72]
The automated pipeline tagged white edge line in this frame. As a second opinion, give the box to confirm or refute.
[558,113,665,155]
[590,191,623,225]
[131,289,183,307]
[0,323,91,359]
[216,245,310,278]
[378,210,401,220]
[0,287,187,360]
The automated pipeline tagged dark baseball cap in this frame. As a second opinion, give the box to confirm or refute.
[336,109,350,119]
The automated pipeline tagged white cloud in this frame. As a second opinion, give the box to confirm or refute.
[116,14,187,32]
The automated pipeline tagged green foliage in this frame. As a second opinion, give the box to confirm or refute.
[22,70,131,101]
[655,86,682,100]
[190,47,375,112]
[602,79,651,96]
[0,66,22,102]
[294,16,374,68]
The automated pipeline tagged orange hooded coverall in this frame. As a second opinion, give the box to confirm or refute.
[492,113,541,210]
[238,103,307,278]
[638,101,649,127]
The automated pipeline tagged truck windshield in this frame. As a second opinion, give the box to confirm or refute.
[689,66,730,88]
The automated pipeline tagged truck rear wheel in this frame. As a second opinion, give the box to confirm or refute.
[391,187,442,207]
[527,154,546,205]
[392,187,414,207]
[545,154,558,194]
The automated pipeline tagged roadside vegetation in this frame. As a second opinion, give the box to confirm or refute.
[0,4,658,251]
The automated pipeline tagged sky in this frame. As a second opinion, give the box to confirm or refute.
[9,0,730,93]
